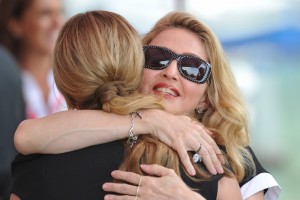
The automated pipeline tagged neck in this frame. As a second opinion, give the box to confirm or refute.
[18,49,52,77]
[18,48,52,103]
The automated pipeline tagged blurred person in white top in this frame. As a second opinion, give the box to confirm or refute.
[6,0,66,119]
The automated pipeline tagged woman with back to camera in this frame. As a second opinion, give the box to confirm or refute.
[1,0,66,119]
[14,11,280,200]
[11,10,242,200]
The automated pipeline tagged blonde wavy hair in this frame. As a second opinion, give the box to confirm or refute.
[142,11,255,182]
[53,10,231,185]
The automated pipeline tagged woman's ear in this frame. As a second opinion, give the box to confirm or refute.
[8,19,23,38]
[194,98,209,120]
[197,96,209,111]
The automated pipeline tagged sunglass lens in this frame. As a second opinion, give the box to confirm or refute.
[180,57,207,82]
[144,48,172,69]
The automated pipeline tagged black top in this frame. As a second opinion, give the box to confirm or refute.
[239,146,269,188]
[11,140,223,200]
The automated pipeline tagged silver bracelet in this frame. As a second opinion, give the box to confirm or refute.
[127,111,142,148]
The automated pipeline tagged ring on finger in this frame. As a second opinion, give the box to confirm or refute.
[196,144,202,154]
[135,175,142,200]
[193,144,202,163]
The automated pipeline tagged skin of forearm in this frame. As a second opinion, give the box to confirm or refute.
[217,176,242,200]
[191,192,206,200]
[174,190,205,200]
[14,110,137,154]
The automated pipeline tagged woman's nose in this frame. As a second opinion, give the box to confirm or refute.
[161,59,180,81]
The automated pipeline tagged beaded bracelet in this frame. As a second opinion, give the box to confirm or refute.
[127,111,142,148]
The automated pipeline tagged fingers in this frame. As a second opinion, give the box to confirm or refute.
[196,137,224,174]
[168,117,225,175]
[104,194,135,200]
[142,111,225,176]
[177,117,224,175]
[103,182,137,196]
[194,140,217,174]
[200,129,224,162]
[199,135,224,172]
[173,142,196,176]
[140,164,175,177]
[191,125,224,175]
[103,171,142,200]
[110,170,141,185]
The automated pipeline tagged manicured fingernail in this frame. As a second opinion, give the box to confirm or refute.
[212,169,217,175]
[190,168,196,176]
[219,168,224,174]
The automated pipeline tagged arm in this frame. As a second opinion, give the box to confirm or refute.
[15,110,133,155]
[103,164,206,200]
[217,176,242,200]
[15,109,224,175]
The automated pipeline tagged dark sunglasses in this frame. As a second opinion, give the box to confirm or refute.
[143,45,211,84]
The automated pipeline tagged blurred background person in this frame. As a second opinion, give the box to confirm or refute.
[0,2,25,199]
[0,45,25,200]
[0,0,64,199]
[1,0,66,119]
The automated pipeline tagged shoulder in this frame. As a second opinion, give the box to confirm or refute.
[11,154,47,199]
[240,146,268,186]
[181,166,222,200]
[241,146,281,200]
[12,153,43,173]
[12,141,125,199]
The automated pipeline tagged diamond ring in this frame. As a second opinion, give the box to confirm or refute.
[193,144,202,163]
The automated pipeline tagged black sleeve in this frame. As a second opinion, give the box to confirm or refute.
[198,174,223,200]
[239,146,269,187]
[181,162,223,200]
[11,154,48,200]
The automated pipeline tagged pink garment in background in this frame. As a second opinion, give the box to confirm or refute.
[21,70,66,119]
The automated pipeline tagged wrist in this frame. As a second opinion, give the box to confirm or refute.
[127,112,142,147]
[134,109,158,137]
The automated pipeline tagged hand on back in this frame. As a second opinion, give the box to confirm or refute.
[137,109,225,175]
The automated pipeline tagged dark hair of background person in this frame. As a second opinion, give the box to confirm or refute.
[0,0,33,57]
